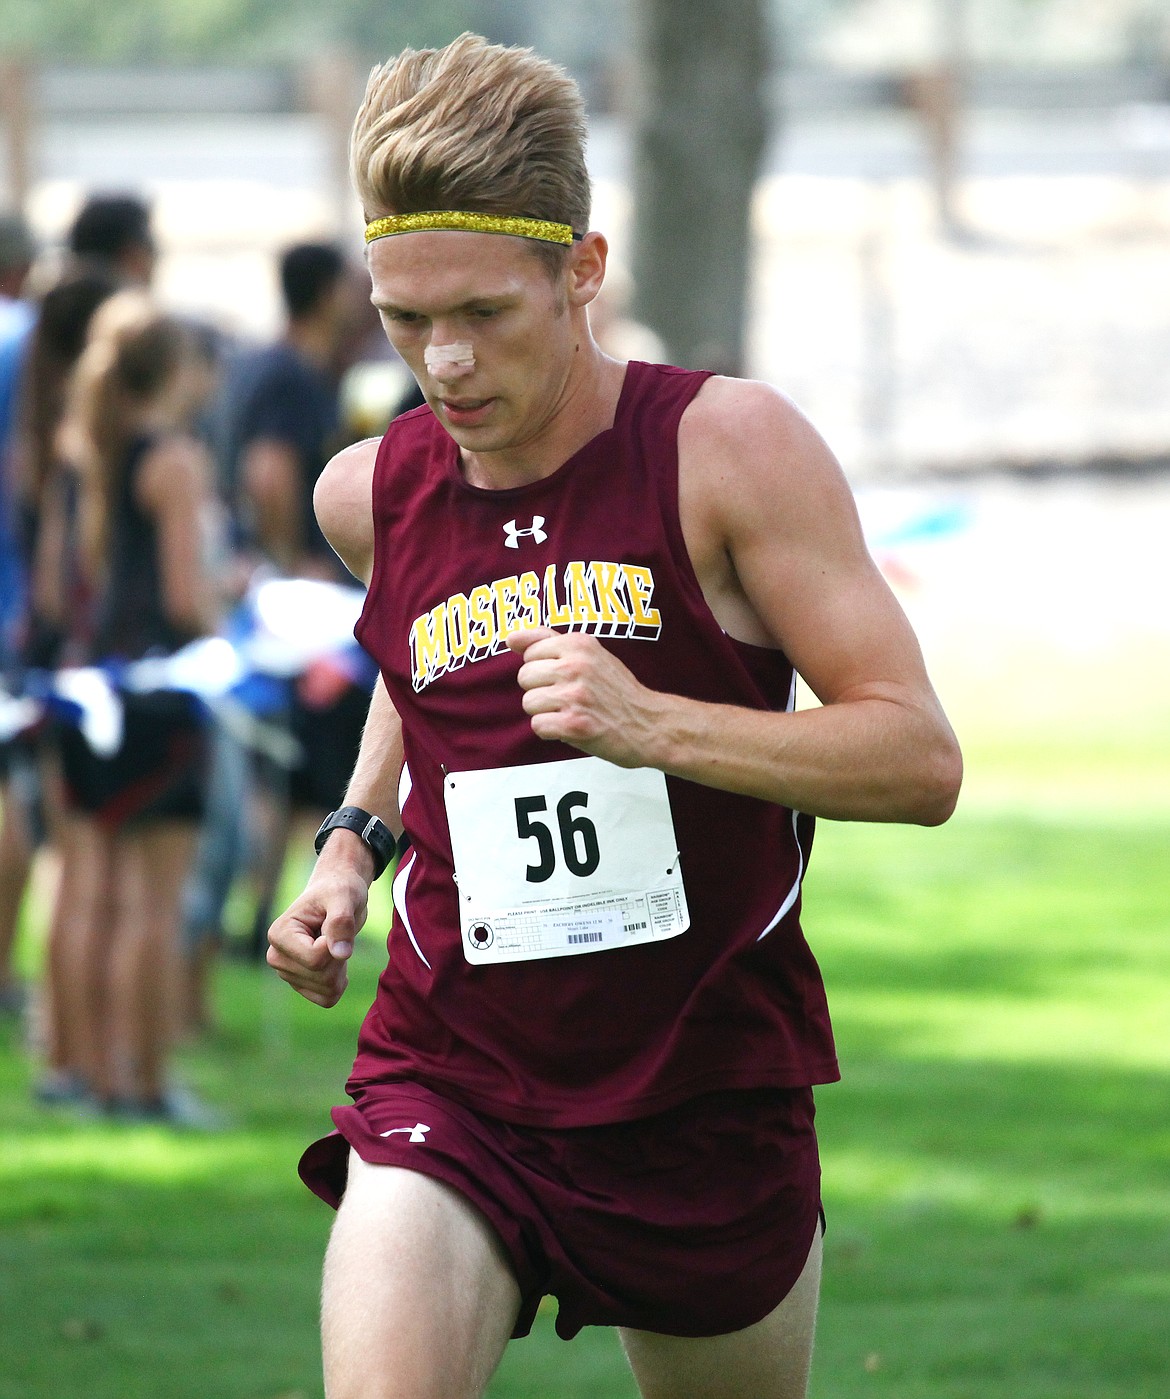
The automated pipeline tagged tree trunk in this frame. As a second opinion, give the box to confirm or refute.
[629,0,770,373]
[0,60,35,212]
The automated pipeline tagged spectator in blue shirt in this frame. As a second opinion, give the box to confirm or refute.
[226,242,363,579]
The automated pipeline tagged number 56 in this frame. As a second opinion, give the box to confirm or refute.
[514,791,601,883]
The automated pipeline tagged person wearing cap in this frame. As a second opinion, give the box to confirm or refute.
[266,33,962,1399]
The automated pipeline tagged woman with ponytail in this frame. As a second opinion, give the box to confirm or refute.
[49,290,221,1122]
[4,262,118,987]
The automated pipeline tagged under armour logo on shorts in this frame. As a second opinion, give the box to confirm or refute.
[379,1122,431,1144]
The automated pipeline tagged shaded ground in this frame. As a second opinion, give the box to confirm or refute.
[1,799,1167,1399]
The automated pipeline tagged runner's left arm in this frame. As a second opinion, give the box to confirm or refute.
[507,378,962,826]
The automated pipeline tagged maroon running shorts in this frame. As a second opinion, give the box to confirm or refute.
[298,1080,822,1340]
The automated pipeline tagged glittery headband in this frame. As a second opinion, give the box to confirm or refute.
[364,211,578,246]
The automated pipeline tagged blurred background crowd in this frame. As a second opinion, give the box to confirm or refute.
[1,0,1168,1132]
[0,195,408,1125]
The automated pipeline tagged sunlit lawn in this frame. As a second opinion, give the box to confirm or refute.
[1,722,1167,1399]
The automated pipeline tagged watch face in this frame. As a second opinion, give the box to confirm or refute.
[313,810,392,877]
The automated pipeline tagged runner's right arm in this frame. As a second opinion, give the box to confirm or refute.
[266,677,403,1006]
[267,438,401,1007]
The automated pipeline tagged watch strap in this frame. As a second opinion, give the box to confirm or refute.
[314,806,395,881]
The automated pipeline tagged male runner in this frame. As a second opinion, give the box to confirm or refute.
[267,33,962,1399]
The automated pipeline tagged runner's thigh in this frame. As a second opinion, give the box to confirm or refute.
[322,1150,522,1399]
[619,1225,823,1399]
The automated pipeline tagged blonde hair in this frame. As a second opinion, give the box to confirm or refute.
[69,290,190,582]
[351,33,590,268]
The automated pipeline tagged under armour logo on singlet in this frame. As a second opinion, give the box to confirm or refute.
[503,516,548,548]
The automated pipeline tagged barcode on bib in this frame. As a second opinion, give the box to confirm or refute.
[625,920,648,933]
[567,932,604,945]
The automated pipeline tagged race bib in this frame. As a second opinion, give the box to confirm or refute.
[443,755,689,965]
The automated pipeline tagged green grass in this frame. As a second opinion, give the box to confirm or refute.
[1,738,1168,1398]
[804,815,1169,1399]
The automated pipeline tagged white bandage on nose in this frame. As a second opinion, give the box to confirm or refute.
[424,341,475,371]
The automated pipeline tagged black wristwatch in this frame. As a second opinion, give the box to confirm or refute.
[314,807,396,881]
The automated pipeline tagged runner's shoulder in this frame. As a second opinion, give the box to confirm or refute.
[679,375,844,517]
[315,437,378,513]
[314,437,379,582]
[682,375,817,461]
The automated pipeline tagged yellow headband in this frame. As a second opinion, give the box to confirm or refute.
[364,211,577,246]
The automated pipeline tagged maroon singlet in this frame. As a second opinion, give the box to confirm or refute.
[349,360,839,1127]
